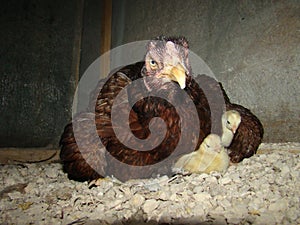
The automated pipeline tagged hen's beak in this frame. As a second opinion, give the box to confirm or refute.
[161,64,187,89]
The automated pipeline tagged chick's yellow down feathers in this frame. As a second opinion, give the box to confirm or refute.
[221,110,241,147]
[173,134,230,174]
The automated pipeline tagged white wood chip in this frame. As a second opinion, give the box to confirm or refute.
[0,144,299,224]
[142,199,159,215]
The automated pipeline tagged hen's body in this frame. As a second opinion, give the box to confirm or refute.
[60,36,263,182]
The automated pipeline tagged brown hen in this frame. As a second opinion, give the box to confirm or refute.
[60,36,263,182]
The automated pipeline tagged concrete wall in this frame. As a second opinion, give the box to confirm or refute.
[0,0,105,148]
[112,0,300,142]
[0,0,77,147]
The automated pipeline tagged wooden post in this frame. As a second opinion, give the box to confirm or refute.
[0,148,60,164]
[100,0,112,78]
[72,0,84,88]
[71,0,84,113]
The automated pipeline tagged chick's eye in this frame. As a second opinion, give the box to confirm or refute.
[206,144,210,148]
[227,120,231,125]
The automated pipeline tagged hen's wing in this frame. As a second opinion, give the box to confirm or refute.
[60,63,144,181]
[226,103,264,163]
[59,113,107,181]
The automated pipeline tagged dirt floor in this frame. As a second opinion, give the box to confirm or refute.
[0,143,299,225]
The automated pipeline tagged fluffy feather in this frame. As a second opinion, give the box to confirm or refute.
[173,134,230,174]
[221,110,241,147]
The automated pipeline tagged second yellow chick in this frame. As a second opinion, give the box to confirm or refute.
[173,134,230,174]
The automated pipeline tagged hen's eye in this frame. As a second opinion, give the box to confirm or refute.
[149,59,157,68]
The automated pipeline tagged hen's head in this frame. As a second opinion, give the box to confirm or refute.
[143,36,190,89]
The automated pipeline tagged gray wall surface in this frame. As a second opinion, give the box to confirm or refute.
[0,0,103,148]
[0,0,77,147]
[112,0,300,142]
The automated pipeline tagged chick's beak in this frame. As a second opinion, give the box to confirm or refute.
[216,144,222,153]
[232,126,237,134]
[161,64,187,89]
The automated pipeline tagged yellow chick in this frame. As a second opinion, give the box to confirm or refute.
[173,134,230,174]
[221,110,241,147]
